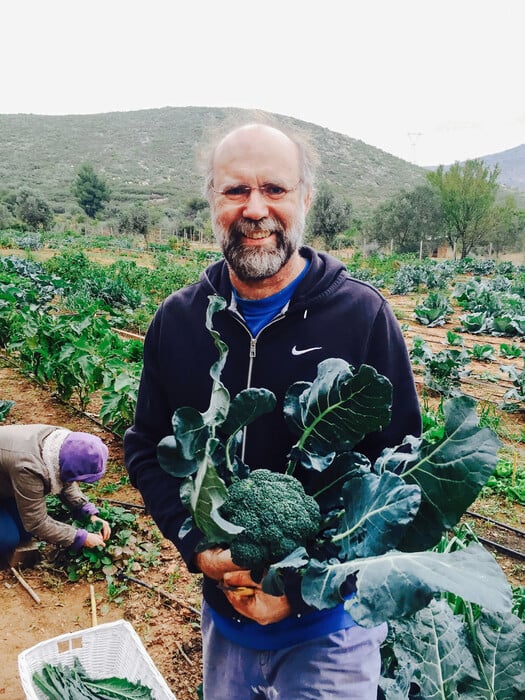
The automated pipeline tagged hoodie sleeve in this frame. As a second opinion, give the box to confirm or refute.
[356,298,422,462]
[124,306,204,571]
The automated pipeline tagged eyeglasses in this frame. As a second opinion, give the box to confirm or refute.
[211,180,302,203]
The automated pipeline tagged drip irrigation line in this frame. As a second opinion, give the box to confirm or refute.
[117,570,201,617]
[466,510,525,538]
[96,497,146,511]
[477,536,525,561]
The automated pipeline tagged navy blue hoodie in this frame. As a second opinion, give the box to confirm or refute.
[124,246,421,618]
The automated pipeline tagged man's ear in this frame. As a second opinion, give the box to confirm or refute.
[303,187,313,213]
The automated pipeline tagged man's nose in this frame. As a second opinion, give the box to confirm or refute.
[242,188,269,220]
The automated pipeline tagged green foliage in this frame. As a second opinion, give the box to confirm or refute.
[368,184,445,254]
[427,159,500,259]
[410,335,471,396]
[308,183,352,249]
[33,657,154,699]
[0,399,15,421]
[71,163,111,218]
[483,457,525,504]
[413,291,453,327]
[499,359,525,412]
[16,189,53,230]
[47,497,160,592]
[118,205,150,237]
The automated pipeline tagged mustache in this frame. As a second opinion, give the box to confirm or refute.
[229,216,285,238]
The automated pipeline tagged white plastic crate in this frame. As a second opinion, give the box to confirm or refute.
[18,619,176,699]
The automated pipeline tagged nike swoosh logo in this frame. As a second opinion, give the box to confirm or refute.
[291,345,323,356]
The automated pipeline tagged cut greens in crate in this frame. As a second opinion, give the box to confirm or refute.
[157,295,524,696]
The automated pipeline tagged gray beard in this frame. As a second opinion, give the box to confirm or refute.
[214,214,305,282]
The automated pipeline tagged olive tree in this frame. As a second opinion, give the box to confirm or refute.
[308,183,352,250]
[426,160,500,259]
[16,189,53,230]
[368,185,446,254]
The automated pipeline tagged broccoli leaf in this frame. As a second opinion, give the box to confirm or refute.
[202,294,230,427]
[332,471,421,559]
[466,610,525,698]
[180,437,243,544]
[158,407,210,477]
[385,600,480,699]
[301,543,512,625]
[285,359,392,473]
[221,387,277,466]
[376,395,501,551]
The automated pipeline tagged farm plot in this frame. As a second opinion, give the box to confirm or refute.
[1,246,524,698]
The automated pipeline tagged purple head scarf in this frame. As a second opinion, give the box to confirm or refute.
[59,432,108,483]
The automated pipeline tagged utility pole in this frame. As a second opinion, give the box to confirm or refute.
[407,132,423,165]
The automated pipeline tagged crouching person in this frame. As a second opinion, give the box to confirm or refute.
[0,424,111,563]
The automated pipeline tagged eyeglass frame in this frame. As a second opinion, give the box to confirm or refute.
[210,179,303,202]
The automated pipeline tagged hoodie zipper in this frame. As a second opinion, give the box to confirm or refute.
[230,309,287,461]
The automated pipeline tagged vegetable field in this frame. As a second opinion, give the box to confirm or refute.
[0,238,524,699]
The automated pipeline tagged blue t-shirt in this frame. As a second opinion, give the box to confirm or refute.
[233,259,310,336]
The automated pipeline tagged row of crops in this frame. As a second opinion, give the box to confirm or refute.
[1,245,524,430]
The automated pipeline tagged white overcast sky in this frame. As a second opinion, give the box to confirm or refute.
[1,0,523,166]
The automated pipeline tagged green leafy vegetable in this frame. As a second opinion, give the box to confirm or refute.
[32,658,153,699]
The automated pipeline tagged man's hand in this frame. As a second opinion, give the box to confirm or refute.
[194,547,242,581]
[195,548,292,625]
[222,569,292,625]
[90,515,111,541]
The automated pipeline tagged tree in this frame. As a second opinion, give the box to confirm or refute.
[485,196,525,256]
[173,197,211,241]
[308,184,352,249]
[71,164,111,218]
[118,205,150,245]
[16,189,53,230]
[426,160,500,259]
[368,185,446,254]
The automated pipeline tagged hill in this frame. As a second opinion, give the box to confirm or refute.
[0,107,427,217]
[473,143,525,192]
[427,143,525,207]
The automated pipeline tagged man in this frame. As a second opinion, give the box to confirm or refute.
[0,424,111,560]
[124,123,421,698]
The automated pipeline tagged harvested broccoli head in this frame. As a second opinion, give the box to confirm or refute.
[219,468,321,579]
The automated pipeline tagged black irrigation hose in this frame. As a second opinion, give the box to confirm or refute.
[477,536,525,561]
[117,570,201,617]
[466,510,525,538]
[96,497,146,511]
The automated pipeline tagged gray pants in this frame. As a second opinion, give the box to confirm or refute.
[201,603,387,699]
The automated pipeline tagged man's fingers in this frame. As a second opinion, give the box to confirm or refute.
[222,570,259,587]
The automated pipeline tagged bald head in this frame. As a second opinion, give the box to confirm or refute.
[205,123,316,199]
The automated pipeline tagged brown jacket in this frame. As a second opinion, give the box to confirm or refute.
[0,424,93,547]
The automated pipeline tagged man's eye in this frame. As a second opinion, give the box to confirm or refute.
[224,185,251,198]
[262,184,286,197]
